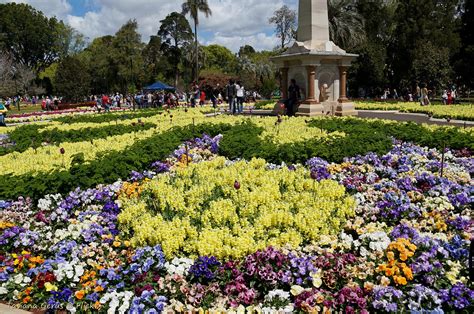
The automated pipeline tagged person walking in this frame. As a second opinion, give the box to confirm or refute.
[287,79,300,117]
[420,84,430,106]
[226,79,237,114]
[236,81,245,114]
[210,84,219,109]
[442,90,448,105]
[200,90,206,106]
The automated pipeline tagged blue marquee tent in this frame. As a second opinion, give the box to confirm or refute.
[143,81,175,92]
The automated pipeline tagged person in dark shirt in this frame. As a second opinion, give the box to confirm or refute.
[287,79,300,116]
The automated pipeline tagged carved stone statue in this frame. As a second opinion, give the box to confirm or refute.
[319,83,329,103]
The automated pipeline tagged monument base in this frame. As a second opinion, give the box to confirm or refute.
[296,101,324,117]
[335,101,357,116]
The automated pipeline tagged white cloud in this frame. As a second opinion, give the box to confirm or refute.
[1,0,72,19]
[1,0,298,52]
[208,33,278,52]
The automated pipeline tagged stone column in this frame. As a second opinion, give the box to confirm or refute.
[297,64,324,116]
[281,67,289,99]
[338,66,348,103]
[335,65,356,116]
[305,65,317,102]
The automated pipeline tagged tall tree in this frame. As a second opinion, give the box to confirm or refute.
[328,0,365,51]
[391,0,460,91]
[158,12,193,86]
[0,3,63,72]
[202,44,237,74]
[55,23,86,58]
[238,45,256,58]
[456,0,474,90]
[55,56,90,102]
[269,5,297,49]
[80,36,116,94]
[182,0,212,82]
[112,19,145,93]
[143,36,166,84]
[349,0,396,97]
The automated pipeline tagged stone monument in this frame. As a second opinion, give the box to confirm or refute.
[272,0,358,116]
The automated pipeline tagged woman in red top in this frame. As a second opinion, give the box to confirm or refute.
[200,91,206,106]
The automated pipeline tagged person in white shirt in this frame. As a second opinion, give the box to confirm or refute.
[236,81,245,114]
[147,93,153,108]
[442,90,448,105]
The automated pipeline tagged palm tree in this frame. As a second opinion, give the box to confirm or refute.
[328,0,366,50]
[182,0,212,82]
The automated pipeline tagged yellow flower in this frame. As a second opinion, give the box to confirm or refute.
[310,270,323,288]
[44,282,58,292]
[290,285,305,296]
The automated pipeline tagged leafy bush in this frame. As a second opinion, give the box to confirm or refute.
[1,117,471,200]
[53,109,163,124]
[0,122,157,156]
[0,123,232,200]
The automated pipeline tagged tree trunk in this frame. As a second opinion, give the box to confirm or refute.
[175,64,179,88]
[195,21,199,82]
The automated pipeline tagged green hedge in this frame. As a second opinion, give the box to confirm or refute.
[53,109,163,124]
[0,122,157,156]
[312,118,473,151]
[218,120,392,164]
[0,123,232,200]
[1,117,472,200]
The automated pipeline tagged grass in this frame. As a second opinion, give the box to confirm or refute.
[5,103,43,115]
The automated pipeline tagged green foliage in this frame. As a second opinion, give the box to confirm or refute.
[53,110,163,124]
[202,45,237,74]
[0,3,65,72]
[0,121,157,156]
[455,0,474,89]
[328,0,366,51]
[218,119,392,165]
[0,123,232,200]
[391,0,460,91]
[0,117,472,200]
[158,12,194,86]
[112,19,146,93]
[54,56,91,102]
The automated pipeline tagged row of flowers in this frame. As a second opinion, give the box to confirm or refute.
[0,132,473,313]
[354,102,474,121]
[0,111,203,176]
[0,112,345,177]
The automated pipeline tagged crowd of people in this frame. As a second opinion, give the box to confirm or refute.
[359,84,461,106]
[85,81,261,114]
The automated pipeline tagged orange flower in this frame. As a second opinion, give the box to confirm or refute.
[386,251,395,261]
[22,296,31,304]
[94,285,104,292]
[94,301,102,310]
[393,276,407,286]
[75,290,85,300]
[385,267,395,277]
[24,287,33,296]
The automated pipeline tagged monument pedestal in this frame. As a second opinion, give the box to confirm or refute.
[272,0,358,117]
[296,101,324,117]
[335,102,357,116]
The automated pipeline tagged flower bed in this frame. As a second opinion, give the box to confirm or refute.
[355,102,474,121]
[0,132,472,313]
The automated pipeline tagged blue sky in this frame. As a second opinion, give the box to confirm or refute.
[2,0,298,52]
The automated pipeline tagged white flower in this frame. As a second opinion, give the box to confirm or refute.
[66,303,76,313]
[13,274,23,285]
[0,287,8,295]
